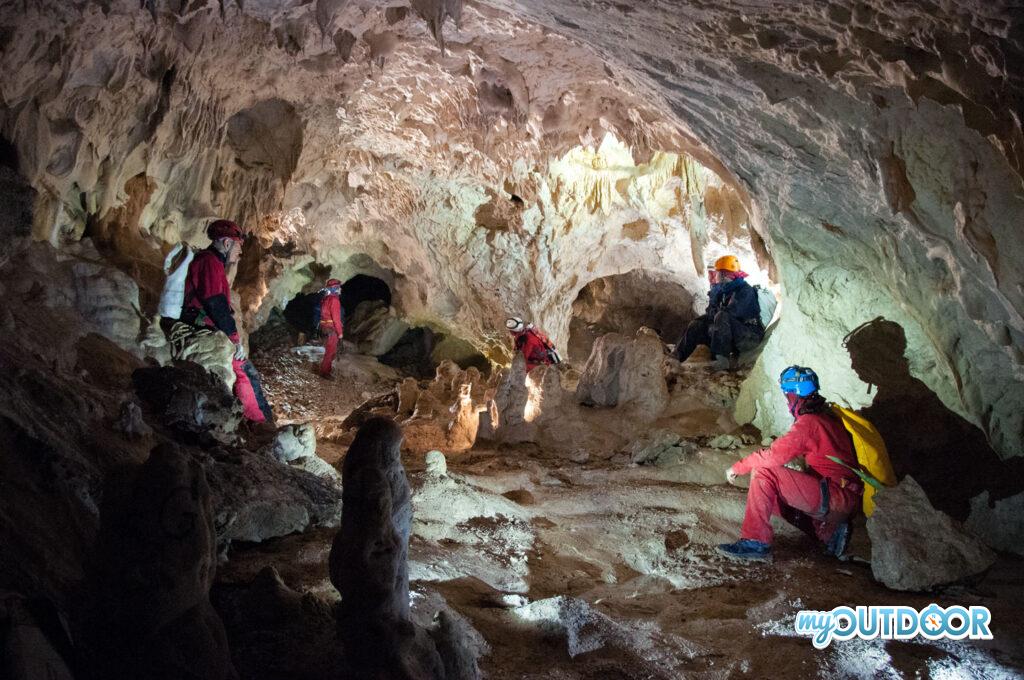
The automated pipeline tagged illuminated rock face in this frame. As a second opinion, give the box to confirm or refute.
[491,1,1024,459]
[1,0,1023,463]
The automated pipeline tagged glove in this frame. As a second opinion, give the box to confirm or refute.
[726,467,738,485]
[233,341,247,361]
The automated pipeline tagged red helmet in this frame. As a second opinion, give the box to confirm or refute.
[207,219,244,242]
[326,278,342,287]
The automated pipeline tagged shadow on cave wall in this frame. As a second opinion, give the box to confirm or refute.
[845,317,1024,520]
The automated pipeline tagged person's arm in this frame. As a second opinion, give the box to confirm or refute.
[201,294,239,340]
[731,418,814,475]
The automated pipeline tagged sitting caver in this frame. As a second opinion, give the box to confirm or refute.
[672,255,764,370]
[167,219,272,423]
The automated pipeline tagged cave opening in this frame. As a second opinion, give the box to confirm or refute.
[567,270,697,363]
[340,274,393,325]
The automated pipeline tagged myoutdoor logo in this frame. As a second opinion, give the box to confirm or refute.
[794,604,993,649]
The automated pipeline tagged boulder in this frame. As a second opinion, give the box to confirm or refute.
[211,566,339,680]
[116,399,153,440]
[132,364,242,444]
[203,445,342,547]
[265,423,316,463]
[867,476,997,591]
[628,430,697,467]
[0,594,74,680]
[575,329,668,418]
[290,454,342,483]
[707,434,741,450]
[966,491,1024,557]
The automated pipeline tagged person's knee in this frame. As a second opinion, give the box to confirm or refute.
[753,466,781,490]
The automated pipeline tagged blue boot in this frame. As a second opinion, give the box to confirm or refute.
[824,522,851,559]
[716,538,772,562]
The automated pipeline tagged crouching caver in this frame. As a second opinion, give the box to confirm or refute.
[168,219,272,423]
[717,366,861,562]
[506,317,560,373]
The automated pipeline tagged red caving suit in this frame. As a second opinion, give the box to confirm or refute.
[319,293,344,377]
[732,398,862,544]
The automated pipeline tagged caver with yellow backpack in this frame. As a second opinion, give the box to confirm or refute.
[719,366,877,562]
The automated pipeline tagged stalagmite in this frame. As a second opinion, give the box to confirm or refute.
[84,443,236,680]
[329,417,443,678]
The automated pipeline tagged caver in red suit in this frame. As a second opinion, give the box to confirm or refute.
[506,317,556,373]
[181,219,268,423]
[730,391,862,546]
[319,279,344,378]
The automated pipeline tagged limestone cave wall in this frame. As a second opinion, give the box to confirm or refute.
[1,0,1022,461]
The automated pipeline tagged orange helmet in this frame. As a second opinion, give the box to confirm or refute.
[714,255,740,272]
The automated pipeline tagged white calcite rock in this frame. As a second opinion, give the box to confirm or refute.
[425,449,448,477]
[266,423,317,463]
[576,329,668,419]
[867,477,997,591]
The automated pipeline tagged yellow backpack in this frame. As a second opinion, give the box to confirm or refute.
[829,405,897,516]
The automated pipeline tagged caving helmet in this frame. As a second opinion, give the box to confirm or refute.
[714,255,740,273]
[207,219,244,242]
[779,365,820,397]
[506,317,526,333]
[325,278,342,294]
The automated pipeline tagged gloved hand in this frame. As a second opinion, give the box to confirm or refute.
[233,341,247,361]
[726,467,738,485]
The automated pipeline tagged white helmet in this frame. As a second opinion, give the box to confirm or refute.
[505,317,525,333]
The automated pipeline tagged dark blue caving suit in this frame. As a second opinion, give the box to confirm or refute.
[673,277,764,362]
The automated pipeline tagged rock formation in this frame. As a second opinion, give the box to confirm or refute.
[133,363,242,444]
[329,417,444,678]
[265,423,317,463]
[83,443,236,680]
[966,491,1024,558]
[867,476,997,592]
[204,443,343,547]
[477,354,533,443]
[576,328,669,418]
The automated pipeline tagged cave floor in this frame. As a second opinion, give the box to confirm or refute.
[220,350,1024,680]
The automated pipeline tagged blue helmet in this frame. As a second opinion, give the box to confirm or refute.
[779,365,820,397]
